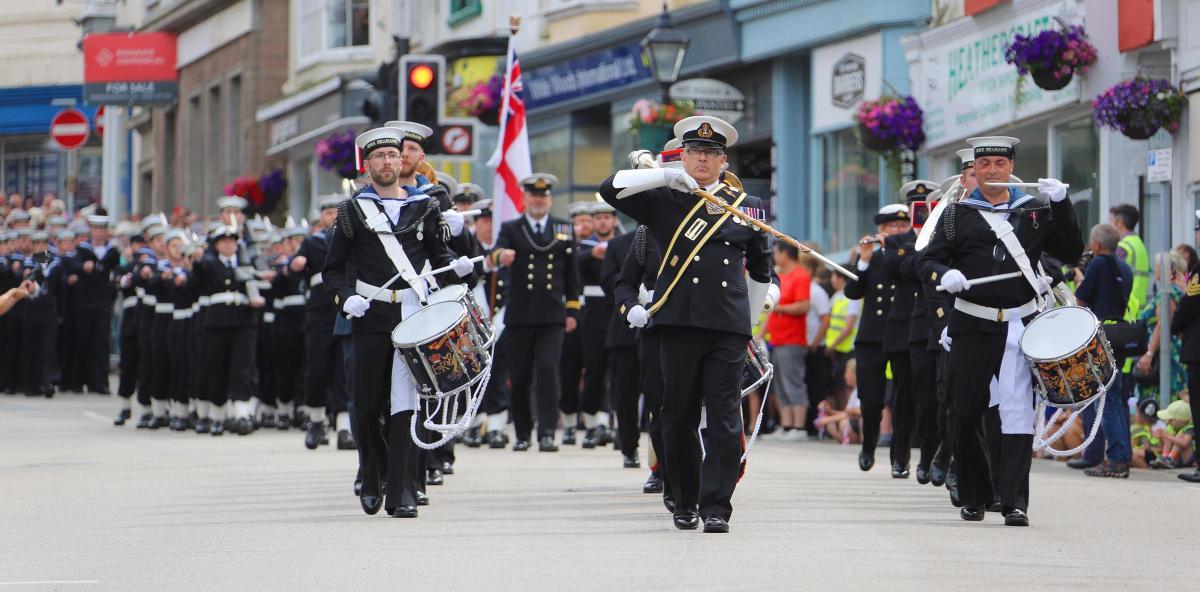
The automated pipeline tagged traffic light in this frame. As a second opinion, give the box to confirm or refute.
[400,54,445,127]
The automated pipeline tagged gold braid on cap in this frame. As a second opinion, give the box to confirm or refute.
[720,170,744,191]
[416,161,439,184]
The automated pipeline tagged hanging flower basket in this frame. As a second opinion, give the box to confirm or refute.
[1092,78,1186,140]
[449,74,504,126]
[1004,25,1098,92]
[853,96,926,154]
[255,168,287,215]
[224,176,264,210]
[628,99,695,151]
[315,129,360,180]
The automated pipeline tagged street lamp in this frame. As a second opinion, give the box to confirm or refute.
[640,3,689,104]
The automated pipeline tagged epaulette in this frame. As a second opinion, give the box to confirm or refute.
[336,200,355,240]
[633,225,649,267]
[1187,273,1200,297]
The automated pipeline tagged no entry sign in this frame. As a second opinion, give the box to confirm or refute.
[50,108,90,150]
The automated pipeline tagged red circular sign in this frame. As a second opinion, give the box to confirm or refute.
[50,108,90,150]
[94,105,105,138]
[441,125,471,155]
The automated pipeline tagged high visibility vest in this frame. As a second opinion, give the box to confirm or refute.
[1118,233,1150,322]
[825,295,857,354]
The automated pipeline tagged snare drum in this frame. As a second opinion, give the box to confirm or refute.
[1020,306,1116,408]
[426,284,493,347]
[391,301,490,398]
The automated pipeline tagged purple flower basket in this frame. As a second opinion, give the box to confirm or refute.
[854,96,926,153]
[316,129,360,180]
[1092,78,1186,140]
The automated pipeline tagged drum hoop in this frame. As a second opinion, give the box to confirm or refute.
[392,303,471,349]
[1021,319,1102,362]
[416,326,492,400]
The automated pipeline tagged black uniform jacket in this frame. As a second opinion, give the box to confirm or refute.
[1172,261,1200,363]
[578,233,619,333]
[882,229,917,353]
[844,250,891,346]
[192,254,255,329]
[601,230,638,348]
[489,215,581,326]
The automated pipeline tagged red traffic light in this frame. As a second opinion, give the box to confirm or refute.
[409,64,435,89]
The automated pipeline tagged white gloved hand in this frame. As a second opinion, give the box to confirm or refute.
[1037,178,1068,203]
[343,295,370,318]
[442,208,465,237]
[1037,275,1054,294]
[665,168,699,194]
[628,149,656,169]
[626,304,649,328]
[451,256,475,278]
[939,326,952,352]
[939,269,970,294]
[765,283,781,312]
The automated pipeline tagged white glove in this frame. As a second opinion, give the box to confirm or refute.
[343,295,370,318]
[765,283,781,312]
[451,256,475,278]
[939,269,970,294]
[665,168,699,194]
[1037,178,1068,203]
[939,326,952,352]
[1037,275,1054,294]
[442,209,465,237]
[628,149,656,169]
[626,304,649,328]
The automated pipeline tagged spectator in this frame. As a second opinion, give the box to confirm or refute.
[765,241,811,440]
[1131,398,1163,469]
[1154,400,1195,469]
[1110,204,1150,319]
[815,358,861,444]
[1074,223,1134,478]
[0,280,35,316]
[1134,251,1189,402]
[824,267,859,398]
[803,253,833,434]
[1176,244,1199,275]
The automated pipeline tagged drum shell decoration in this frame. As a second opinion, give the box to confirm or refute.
[427,284,494,347]
[393,302,490,398]
[1021,307,1117,409]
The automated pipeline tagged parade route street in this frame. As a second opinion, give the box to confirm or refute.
[2,394,1197,591]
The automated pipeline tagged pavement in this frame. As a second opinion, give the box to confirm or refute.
[1,393,1197,592]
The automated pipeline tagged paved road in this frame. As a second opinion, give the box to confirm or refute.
[1,393,1196,591]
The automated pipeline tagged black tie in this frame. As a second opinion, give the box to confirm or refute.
[534,222,543,235]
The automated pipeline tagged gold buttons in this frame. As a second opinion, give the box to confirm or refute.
[692,278,699,284]
[931,272,938,281]
[721,281,728,287]
[546,284,552,290]
[876,284,883,289]
[528,264,534,269]
[548,254,554,260]
[527,274,534,280]
[546,274,553,279]
[693,255,700,262]
[527,284,533,290]
[876,297,882,303]
[876,310,882,316]
[723,259,729,265]
[547,264,553,270]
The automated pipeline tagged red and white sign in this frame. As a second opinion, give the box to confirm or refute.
[94,105,105,138]
[82,32,178,104]
[50,108,90,150]
[440,125,473,155]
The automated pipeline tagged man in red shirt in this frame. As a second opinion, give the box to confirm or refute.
[766,242,811,440]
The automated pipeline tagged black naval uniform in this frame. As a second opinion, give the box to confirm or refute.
[491,215,582,448]
[323,186,461,514]
[115,259,141,410]
[844,244,893,468]
[920,190,1081,514]
[896,230,941,479]
[193,251,259,433]
[271,256,307,425]
[72,240,120,393]
[22,252,62,396]
[298,228,340,447]
[923,254,958,494]
[132,247,161,425]
[577,233,619,446]
[602,230,641,458]
[598,176,771,524]
[0,251,18,393]
[881,232,916,475]
[475,232,511,447]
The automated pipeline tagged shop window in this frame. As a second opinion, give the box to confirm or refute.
[1054,117,1099,244]
[227,75,243,182]
[449,0,482,28]
[529,125,571,201]
[186,95,203,204]
[821,127,880,253]
[297,0,370,64]
[571,107,612,190]
[207,85,223,207]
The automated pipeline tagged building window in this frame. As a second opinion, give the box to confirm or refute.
[186,95,203,204]
[449,0,482,28]
[821,127,880,253]
[297,0,370,62]
[208,85,223,211]
[227,75,242,182]
[1054,117,1099,244]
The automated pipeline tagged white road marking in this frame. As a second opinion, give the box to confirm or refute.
[0,581,98,586]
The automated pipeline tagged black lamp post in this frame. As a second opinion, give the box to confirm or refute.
[640,3,690,105]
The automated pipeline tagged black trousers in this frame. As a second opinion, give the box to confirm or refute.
[658,326,746,521]
[118,331,139,399]
[385,410,422,510]
[1189,364,1200,453]
[167,318,189,408]
[149,313,172,408]
[189,317,205,407]
[935,351,956,467]
[135,308,155,407]
[640,331,670,495]
[580,331,610,415]
[0,313,19,392]
[58,309,77,389]
[74,304,111,392]
[609,345,641,454]
[350,332,395,499]
[20,308,54,393]
[507,324,565,441]
[257,324,277,408]
[302,318,338,415]
[855,342,887,458]
[479,331,510,415]
[909,345,940,469]
[559,327,584,419]
[949,330,1031,511]
[273,329,304,409]
[205,325,255,407]
[887,350,914,467]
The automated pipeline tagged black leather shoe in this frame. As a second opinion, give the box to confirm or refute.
[581,427,597,449]
[463,430,483,448]
[113,409,131,426]
[663,496,676,514]
[148,415,169,430]
[561,426,576,446]
[915,466,931,484]
[487,430,508,449]
[960,507,984,522]
[858,451,874,472]
[538,436,558,452]
[623,455,641,469]
[261,415,277,429]
[235,417,253,436]
[169,417,186,431]
[277,415,291,431]
[194,418,210,434]
[1003,508,1029,527]
[427,469,444,486]
[442,462,454,475]
[1178,469,1200,483]
[597,425,614,446]
[1066,457,1101,470]
[360,493,383,516]
[891,463,910,479]
[210,421,225,436]
[643,472,663,494]
[702,516,729,533]
[513,439,531,451]
[985,500,1002,512]
[391,505,418,518]
[672,510,700,530]
[305,423,326,450]
[930,462,947,487]
[337,429,356,450]
[135,414,152,429]
[416,491,429,506]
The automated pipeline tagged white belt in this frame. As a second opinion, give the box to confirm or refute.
[135,287,145,297]
[355,279,411,304]
[122,296,138,309]
[583,285,605,298]
[154,303,174,314]
[209,292,249,306]
[198,295,211,307]
[273,295,306,308]
[309,272,323,286]
[263,312,276,323]
[191,303,201,314]
[141,295,158,306]
[954,298,1040,323]
[172,310,193,320]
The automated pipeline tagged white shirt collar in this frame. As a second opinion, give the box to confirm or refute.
[704,181,721,193]
[524,213,548,228]
[221,255,237,267]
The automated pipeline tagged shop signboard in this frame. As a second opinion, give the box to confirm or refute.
[83,32,178,105]
[811,32,881,131]
[670,78,746,124]
[524,43,652,110]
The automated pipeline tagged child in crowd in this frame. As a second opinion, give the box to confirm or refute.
[815,358,860,444]
[1130,398,1163,469]
[1152,400,1195,469]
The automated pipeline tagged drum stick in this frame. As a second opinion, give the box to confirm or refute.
[416,255,485,279]
[935,271,1023,291]
[458,209,482,217]
[984,182,1070,189]
[344,270,406,319]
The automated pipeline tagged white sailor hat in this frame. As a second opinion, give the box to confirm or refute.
[874,203,910,225]
[453,183,484,204]
[1,231,15,241]
[15,228,34,238]
[9,210,31,223]
[209,224,239,241]
[316,194,346,211]
[31,231,50,242]
[674,115,738,149]
[472,199,493,217]
[56,229,76,241]
[144,224,167,240]
[567,201,594,217]
[164,229,189,244]
[382,121,434,146]
[663,137,683,151]
[899,179,939,203]
[68,221,89,234]
[966,136,1019,160]
[521,174,559,195]
[217,195,249,211]
[589,199,616,215]
[433,171,459,194]
[956,148,975,170]
[86,214,111,227]
[46,215,67,227]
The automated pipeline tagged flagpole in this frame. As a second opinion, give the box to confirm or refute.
[489,16,520,168]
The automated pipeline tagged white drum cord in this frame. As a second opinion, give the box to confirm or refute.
[1032,384,1107,456]
[408,336,497,450]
